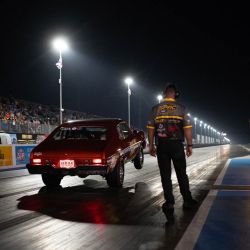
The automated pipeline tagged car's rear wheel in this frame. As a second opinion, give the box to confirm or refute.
[42,174,62,188]
[106,161,124,188]
[133,147,144,169]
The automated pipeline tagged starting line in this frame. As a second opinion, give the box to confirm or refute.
[176,156,250,250]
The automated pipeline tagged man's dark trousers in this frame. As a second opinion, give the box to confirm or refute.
[156,139,192,205]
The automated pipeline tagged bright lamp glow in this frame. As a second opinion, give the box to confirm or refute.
[157,95,163,101]
[53,37,68,52]
[124,77,133,86]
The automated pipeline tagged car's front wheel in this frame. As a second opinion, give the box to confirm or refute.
[133,147,144,169]
[42,174,62,188]
[106,161,124,188]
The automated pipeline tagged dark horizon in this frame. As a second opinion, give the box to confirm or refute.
[1,1,249,143]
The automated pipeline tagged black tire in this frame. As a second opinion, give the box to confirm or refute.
[42,174,62,188]
[133,147,144,169]
[106,161,124,188]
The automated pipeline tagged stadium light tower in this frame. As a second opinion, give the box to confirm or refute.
[157,95,163,103]
[124,77,133,127]
[52,37,69,124]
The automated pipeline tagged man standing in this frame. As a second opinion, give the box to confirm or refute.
[147,83,197,216]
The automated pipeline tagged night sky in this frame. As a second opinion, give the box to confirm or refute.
[1,1,249,143]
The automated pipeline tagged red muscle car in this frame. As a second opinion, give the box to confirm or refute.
[26,118,146,188]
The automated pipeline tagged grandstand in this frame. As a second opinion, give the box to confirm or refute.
[0,96,102,138]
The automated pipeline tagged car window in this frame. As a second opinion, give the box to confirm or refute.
[117,122,131,140]
[53,126,107,140]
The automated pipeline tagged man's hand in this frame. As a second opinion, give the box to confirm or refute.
[186,146,193,157]
[149,145,157,157]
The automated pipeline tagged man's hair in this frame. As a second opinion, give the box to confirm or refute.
[164,83,177,96]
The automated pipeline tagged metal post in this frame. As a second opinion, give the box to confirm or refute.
[200,125,203,144]
[204,126,206,144]
[207,128,209,143]
[59,50,63,124]
[194,121,197,144]
[128,85,131,127]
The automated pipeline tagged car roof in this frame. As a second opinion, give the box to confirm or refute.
[62,118,124,126]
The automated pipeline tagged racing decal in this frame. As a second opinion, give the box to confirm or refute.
[107,141,141,172]
[107,153,119,172]
[167,124,179,132]
[157,123,165,133]
[156,122,182,138]
[159,104,177,111]
[159,123,164,129]
[119,141,141,157]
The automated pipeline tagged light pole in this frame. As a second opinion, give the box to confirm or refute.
[124,77,133,127]
[204,123,207,144]
[221,132,227,144]
[157,95,163,103]
[194,117,198,144]
[53,37,68,124]
[217,132,221,144]
[211,127,214,143]
[200,120,203,143]
[207,125,210,143]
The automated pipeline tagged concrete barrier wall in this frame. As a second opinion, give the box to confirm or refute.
[0,144,36,171]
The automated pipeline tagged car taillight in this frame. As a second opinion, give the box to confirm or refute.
[92,158,102,164]
[32,158,42,165]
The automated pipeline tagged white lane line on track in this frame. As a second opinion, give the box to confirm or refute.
[239,145,250,153]
[214,159,231,186]
[175,158,231,250]
[174,189,218,250]
[175,155,250,250]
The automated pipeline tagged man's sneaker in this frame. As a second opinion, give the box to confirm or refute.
[183,199,198,210]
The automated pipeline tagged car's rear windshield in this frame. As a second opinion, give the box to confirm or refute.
[53,126,107,141]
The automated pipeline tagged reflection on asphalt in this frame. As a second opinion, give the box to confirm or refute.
[18,181,157,225]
